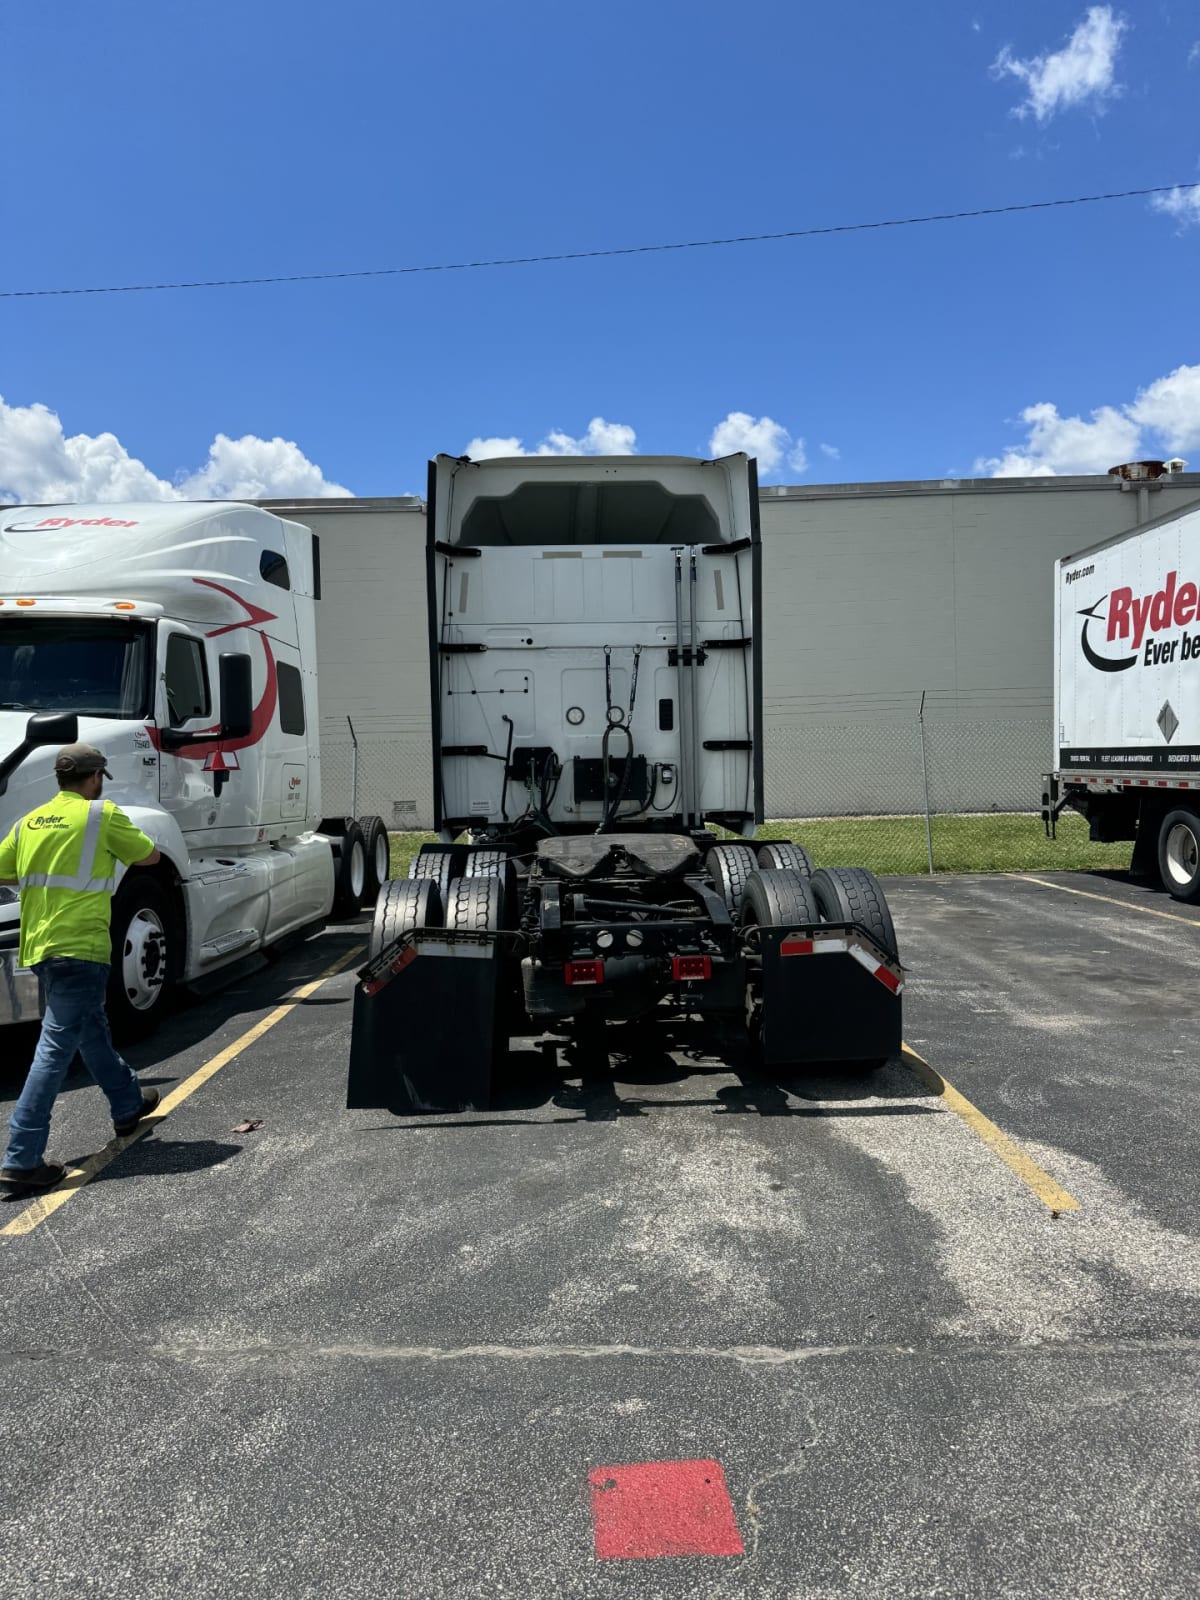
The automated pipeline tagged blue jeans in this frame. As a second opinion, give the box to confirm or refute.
[3,959,144,1171]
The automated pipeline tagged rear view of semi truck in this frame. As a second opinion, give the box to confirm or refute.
[348,453,902,1113]
[1044,496,1200,901]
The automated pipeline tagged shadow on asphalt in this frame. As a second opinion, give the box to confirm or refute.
[363,1038,942,1130]
[0,924,370,1089]
[0,1136,243,1202]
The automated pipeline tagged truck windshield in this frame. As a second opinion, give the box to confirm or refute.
[0,619,153,719]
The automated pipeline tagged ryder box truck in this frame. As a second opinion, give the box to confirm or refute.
[0,502,390,1037]
[1045,496,1200,899]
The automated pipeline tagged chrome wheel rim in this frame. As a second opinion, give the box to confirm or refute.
[123,908,168,1011]
[349,839,366,899]
[1166,823,1199,887]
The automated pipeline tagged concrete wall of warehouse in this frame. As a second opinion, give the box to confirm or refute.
[262,472,1200,828]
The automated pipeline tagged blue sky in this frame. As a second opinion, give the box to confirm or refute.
[1,1,1197,502]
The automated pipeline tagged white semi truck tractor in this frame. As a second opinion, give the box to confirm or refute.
[0,502,390,1037]
[1044,495,1200,900]
[348,452,903,1113]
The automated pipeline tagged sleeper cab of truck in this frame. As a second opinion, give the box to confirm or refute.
[0,501,384,1037]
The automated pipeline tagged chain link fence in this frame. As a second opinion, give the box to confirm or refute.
[760,712,1056,875]
[317,698,1125,878]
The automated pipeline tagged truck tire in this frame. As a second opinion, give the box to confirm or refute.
[1158,808,1200,902]
[108,874,176,1042]
[368,878,443,961]
[408,848,454,903]
[358,816,390,905]
[331,820,366,919]
[809,867,899,963]
[707,843,759,914]
[444,875,504,934]
[739,868,821,930]
[464,849,508,878]
[756,841,814,877]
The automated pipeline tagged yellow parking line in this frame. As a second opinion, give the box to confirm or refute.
[902,1044,1080,1215]
[1013,874,1200,928]
[1,943,365,1238]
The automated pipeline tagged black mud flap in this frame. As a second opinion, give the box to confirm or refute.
[347,933,500,1113]
[757,924,903,1067]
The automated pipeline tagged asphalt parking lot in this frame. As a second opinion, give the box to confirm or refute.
[2,869,1199,1599]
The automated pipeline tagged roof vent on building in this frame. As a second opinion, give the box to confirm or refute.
[1107,459,1186,481]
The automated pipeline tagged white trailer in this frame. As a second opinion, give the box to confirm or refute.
[1044,495,1200,898]
[0,502,390,1035]
[349,454,903,1113]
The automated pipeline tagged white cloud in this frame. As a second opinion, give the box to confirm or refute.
[708,411,808,478]
[1189,41,1200,67]
[819,442,841,460]
[1127,364,1200,455]
[976,364,1199,476]
[463,417,637,460]
[0,394,350,505]
[461,436,525,460]
[992,6,1127,123]
[1150,184,1200,228]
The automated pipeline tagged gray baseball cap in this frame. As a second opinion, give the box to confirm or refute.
[55,742,113,780]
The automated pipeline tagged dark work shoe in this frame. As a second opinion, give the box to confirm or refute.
[113,1088,161,1137]
[0,1162,67,1190]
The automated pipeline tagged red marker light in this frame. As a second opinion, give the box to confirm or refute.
[671,955,712,981]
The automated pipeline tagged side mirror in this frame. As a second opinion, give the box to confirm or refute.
[219,653,254,740]
[26,711,79,747]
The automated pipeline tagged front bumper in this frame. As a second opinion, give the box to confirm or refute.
[0,946,42,1026]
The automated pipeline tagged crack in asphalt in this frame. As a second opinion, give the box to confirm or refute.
[3,1336,1200,1365]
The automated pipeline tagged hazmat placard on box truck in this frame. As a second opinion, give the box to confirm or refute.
[1047,497,1200,899]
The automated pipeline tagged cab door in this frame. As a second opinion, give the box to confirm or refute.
[156,623,217,832]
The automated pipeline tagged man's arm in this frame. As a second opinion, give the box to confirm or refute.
[105,807,161,870]
[0,825,17,885]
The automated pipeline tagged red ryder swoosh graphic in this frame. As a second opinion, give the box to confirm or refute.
[149,578,279,758]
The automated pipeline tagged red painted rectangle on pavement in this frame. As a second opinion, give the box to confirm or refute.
[589,1459,744,1559]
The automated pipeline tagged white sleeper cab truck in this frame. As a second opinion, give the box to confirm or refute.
[1044,496,1200,900]
[349,453,903,1113]
[0,502,390,1036]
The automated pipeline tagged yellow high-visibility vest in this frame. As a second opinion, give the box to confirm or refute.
[0,792,155,968]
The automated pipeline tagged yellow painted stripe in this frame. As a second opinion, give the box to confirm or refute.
[2,943,365,1238]
[1013,874,1200,928]
[902,1044,1080,1215]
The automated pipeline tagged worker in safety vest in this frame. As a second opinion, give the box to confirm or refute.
[0,743,164,1190]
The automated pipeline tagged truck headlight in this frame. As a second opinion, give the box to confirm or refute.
[0,886,18,907]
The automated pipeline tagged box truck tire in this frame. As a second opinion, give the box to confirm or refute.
[369,878,443,961]
[358,816,390,904]
[1158,809,1200,902]
[108,876,175,1041]
[809,868,899,964]
[757,841,814,876]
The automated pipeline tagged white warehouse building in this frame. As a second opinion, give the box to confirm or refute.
[262,466,1200,830]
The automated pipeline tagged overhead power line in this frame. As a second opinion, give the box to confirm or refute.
[2,182,1194,301]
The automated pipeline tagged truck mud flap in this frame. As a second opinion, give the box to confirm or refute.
[347,933,500,1113]
[757,923,903,1067]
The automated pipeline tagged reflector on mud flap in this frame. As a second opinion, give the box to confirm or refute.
[779,930,904,994]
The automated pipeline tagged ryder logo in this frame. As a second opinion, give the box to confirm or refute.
[1080,570,1200,673]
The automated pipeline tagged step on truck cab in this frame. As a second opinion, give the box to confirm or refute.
[348,454,903,1113]
[1044,495,1200,900]
[0,502,388,1036]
